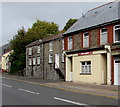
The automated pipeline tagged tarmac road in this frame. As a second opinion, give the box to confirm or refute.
[1,75,119,106]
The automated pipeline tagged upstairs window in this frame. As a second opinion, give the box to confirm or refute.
[29,48,32,55]
[62,39,64,50]
[81,61,91,74]
[100,28,108,45]
[49,54,53,63]
[49,42,53,51]
[68,36,73,50]
[37,46,40,53]
[83,32,89,48]
[114,25,120,43]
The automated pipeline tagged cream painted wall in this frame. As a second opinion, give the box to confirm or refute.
[66,54,107,85]
[1,51,13,70]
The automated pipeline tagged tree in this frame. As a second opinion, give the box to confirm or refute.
[63,19,78,31]
[26,19,59,39]
[9,20,59,75]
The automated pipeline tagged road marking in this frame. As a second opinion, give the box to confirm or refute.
[2,83,12,88]
[18,88,39,95]
[1,76,119,99]
[54,97,87,106]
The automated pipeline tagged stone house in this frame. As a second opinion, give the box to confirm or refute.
[63,1,120,85]
[26,34,65,80]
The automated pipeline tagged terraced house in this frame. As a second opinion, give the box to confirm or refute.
[26,34,65,80]
[63,1,120,85]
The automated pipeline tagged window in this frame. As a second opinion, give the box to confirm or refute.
[29,48,32,55]
[37,57,40,65]
[49,54,53,63]
[49,42,53,51]
[33,58,36,65]
[29,58,32,66]
[37,46,40,53]
[100,28,108,45]
[114,25,120,43]
[62,39,64,50]
[81,61,91,74]
[68,36,73,50]
[83,32,89,47]
[62,53,64,62]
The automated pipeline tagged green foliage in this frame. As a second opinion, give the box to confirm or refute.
[63,19,78,31]
[9,19,59,74]
[26,19,59,39]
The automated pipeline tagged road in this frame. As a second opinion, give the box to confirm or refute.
[1,75,119,106]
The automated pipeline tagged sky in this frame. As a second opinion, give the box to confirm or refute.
[1,0,114,46]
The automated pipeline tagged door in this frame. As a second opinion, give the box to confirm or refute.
[114,58,120,85]
[55,54,59,69]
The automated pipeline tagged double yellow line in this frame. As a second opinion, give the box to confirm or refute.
[1,76,119,99]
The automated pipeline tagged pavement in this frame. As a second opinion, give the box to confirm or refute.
[1,72,119,99]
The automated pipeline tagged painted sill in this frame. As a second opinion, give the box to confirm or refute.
[79,73,92,75]
[48,62,52,64]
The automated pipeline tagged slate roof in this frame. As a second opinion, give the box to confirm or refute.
[42,34,63,43]
[63,1,120,35]
[26,39,42,48]
[26,34,63,48]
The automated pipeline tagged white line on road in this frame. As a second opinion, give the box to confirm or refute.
[2,84,12,88]
[54,97,88,106]
[18,88,39,95]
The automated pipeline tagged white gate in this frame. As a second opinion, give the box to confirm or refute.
[55,54,59,69]
[114,58,120,85]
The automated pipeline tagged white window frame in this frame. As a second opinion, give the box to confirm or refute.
[49,42,53,51]
[100,28,108,45]
[83,32,89,48]
[29,48,32,55]
[114,25,120,43]
[81,61,91,74]
[37,57,40,65]
[62,39,64,50]
[33,58,36,65]
[68,36,73,50]
[62,53,64,62]
[37,46,40,54]
[49,54,53,63]
[29,58,32,66]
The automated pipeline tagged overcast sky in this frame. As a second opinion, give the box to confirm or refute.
[1,1,113,46]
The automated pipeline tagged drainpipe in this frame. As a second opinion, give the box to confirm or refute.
[104,45,111,85]
[43,44,45,79]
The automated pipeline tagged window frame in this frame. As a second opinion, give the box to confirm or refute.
[29,58,32,66]
[68,36,73,50]
[49,42,53,52]
[33,58,36,65]
[100,28,108,45]
[49,54,53,63]
[114,24,120,43]
[37,46,40,54]
[83,32,89,48]
[62,52,65,63]
[62,39,64,50]
[37,57,40,65]
[80,61,91,75]
[28,48,32,55]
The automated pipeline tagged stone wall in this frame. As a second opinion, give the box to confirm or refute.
[26,44,44,78]
[26,38,65,80]
[43,38,65,80]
